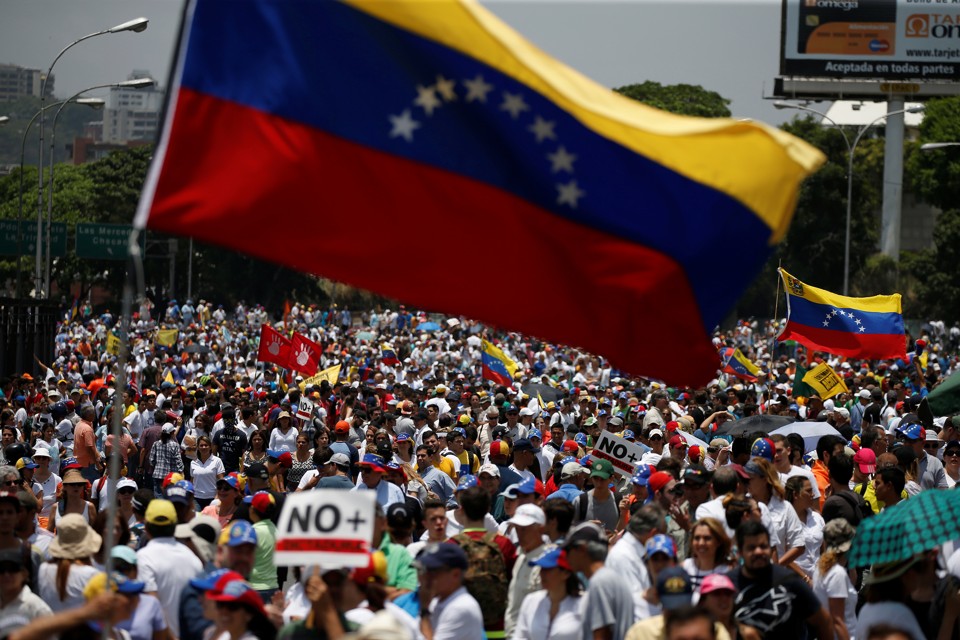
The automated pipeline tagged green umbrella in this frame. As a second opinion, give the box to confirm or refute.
[928,369,960,416]
[848,488,960,567]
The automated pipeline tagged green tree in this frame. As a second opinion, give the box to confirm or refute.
[613,81,731,118]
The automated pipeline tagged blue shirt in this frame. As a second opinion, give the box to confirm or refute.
[547,483,583,503]
[353,478,405,508]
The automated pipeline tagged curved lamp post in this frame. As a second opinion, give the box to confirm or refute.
[35,16,149,298]
[774,101,925,296]
[43,77,154,297]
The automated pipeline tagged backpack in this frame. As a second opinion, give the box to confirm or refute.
[453,532,508,630]
[838,489,874,525]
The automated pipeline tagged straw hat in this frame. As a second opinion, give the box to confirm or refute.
[49,514,102,559]
[61,469,87,485]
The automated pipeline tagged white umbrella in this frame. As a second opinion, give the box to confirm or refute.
[771,422,843,454]
[675,430,710,450]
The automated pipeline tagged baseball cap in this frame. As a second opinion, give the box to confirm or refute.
[416,543,468,571]
[563,522,606,549]
[15,457,37,470]
[190,568,243,592]
[478,463,500,478]
[681,465,710,486]
[700,573,737,597]
[334,420,351,433]
[386,503,414,530]
[590,458,614,480]
[507,504,546,528]
[527,547,571,570]
[217,473,241,491]
[225,520,258,547]
[631,464,653,487]
[165,484,190,505]
[528,428,542,441]
[329,452,351,468]
[513,438,533,452]
[751,438,775,461]
[161,422,177,435]
[646,533,677,559]
[729,463,751,480]
[514,476,537,494]
[743,460,764,477]
[489,441,511,457]
[897,423,925,441]
[250,491,276,516]
[853,448,877,474]
[145,499,177,526]
[656,566,694,611]
[561,461,588,480]
[648,471,674,494]
[359,453,387,472]
[648,428,664,439]
[858,389,872,399]
[457,475,478,492]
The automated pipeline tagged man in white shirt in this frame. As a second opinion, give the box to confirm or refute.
[136,499,203,638]
[417,543,484,640]
[503,504,548,637]
[606,503,665,620]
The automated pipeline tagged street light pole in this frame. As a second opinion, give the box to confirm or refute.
[44,78,153,298]
[773,101,924,296]
[35,16,149,298]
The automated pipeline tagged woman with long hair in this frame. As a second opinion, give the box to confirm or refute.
[201,473,243,528]
[681,518,732,591]
[745,457,804,565]
[812,518,857,640]
[785,475,824,580]
[37,421,63,470]
[312,428,330,457]
[191,435,225,510]
[242,430,268,469]
[857,554,929,640]
[32,447,60,530]
[47,469,96,532]
[37,514,102,612]
[267,411,298,453]
[393,433,415,465]
[285,434,316,492]
[148,423,184,499]
[509,547,583,640]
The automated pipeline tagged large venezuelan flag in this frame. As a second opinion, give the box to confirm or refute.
[482,339,519,387]
[135,0,824,385]
[778,269,906,360]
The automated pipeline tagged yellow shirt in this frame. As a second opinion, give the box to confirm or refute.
[455,450,480,476]
[433,457,457,481]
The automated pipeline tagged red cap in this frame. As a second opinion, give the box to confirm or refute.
[648,471,673,494]
[666,421,680,433]
[562,440,579,453]
[669,435,686,449]
[277,452,293,468]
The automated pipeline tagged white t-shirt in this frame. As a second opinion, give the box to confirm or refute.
[427,586,485,640]
[137,537,203,638]
[514,591,582,640]
[38,563,99,613]
[813,563,858,640]
[36,472,61,520]
[268,427,298,453]
[763,495,805,557]
[190,455,225,500]
[695,496,781,550]
[795,509,825,578]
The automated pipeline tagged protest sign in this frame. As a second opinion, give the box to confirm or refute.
[296,397,314,422]
[591,431,650,478]
[275,490,376,568]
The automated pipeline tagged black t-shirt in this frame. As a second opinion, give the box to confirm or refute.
[732,564,822,640]
[213,426,248,473]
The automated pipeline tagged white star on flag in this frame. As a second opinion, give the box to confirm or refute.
[823,320,830,327]
[500,92,530,119]
[855,318,862,326]
[388,109,421,142]
[556,180,585,208]
[547,146,577,173]
[860,327,866,332]
[414,85,442,115]
[463,75,493,103]
[528,116,557,142]
[434,75,457,101]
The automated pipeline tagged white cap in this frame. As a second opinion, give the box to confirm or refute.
[519,407,536,417]
[507,504,546,528]
[823,399,835,411]
[162,423,177,434]
[648,429,664,439]
[479,463,500,478]
[118,477,138,491]
[31,447,51,458]
[561,461,588,479]
[858,389,871,399]
[926,429,940,443]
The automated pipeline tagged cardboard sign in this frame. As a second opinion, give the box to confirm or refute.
[591,430,650,478]
[275,490,376,568]
[296,397,315,422]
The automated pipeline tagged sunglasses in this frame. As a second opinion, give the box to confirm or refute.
[215,601,245,612]
[649,435,663,441]
[946,451,960,458]
[0,563,21,574]
[118,489,136,495]
[925,443,942,450]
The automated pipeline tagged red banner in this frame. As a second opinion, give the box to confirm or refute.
[257,324,291,367]
[288,333,323,375]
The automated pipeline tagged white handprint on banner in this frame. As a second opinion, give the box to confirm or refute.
[295,344,310,367]
[268,335,281,356]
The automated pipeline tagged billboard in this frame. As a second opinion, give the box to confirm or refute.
[782,0,960,81]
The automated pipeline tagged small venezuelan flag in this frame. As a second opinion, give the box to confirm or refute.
[381,344,400,366]
[778,269,906,360]
[481,339,518,387]
[721,347,759,382]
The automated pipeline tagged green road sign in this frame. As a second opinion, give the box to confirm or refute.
[75,223,144,260]
[0,220,67,257]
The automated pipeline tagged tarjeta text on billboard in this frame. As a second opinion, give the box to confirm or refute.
[782,0,960,81]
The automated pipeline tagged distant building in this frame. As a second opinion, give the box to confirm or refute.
[100,70,163,143]
[0,64,53,101]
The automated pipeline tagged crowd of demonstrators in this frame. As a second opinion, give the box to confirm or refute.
[2,305,960,638]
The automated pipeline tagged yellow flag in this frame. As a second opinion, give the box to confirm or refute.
[155,329,179,347]
[105,333,121,356]
[164,370,175,385]
[300,364,341,391]
[802,363,848,400]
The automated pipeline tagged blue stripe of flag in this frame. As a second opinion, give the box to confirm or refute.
[789,296,903,336]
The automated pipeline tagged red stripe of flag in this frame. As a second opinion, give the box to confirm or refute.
[276,538,370,553]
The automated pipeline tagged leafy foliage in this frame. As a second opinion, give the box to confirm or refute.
[613,81,731,118]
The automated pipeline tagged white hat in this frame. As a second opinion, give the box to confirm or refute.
[507,504,546,528]
[162,423,177,434]
[561,461,588,479]
[648,429,665,439]
[519,407,536,417]
[478,463,500,477]
[926,429,940,443]
[117,477,138,491]
[31,447,51,459]
[858,389,871,399]
[823,399,835,411]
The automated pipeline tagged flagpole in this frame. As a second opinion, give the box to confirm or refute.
[766,262,784,414]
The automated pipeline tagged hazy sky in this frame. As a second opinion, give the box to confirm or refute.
[0,0,810,125]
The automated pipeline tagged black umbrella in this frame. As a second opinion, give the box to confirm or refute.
[521,383,564,404]
[714,413,795,437]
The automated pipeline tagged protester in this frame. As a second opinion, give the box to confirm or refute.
[812,518,858,640]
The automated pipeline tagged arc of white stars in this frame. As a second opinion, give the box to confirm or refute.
[434,75,457,101]
[414,85,442,116]
[556,180,585,208]
[500,92,530,119]
[388,109,420,142]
